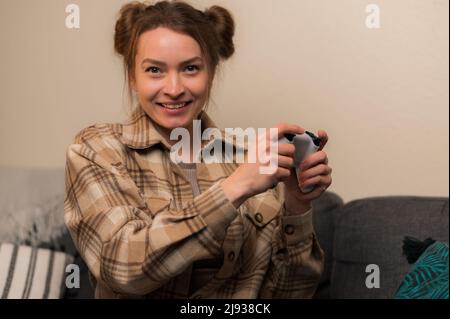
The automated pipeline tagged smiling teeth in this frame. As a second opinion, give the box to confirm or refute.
[162,102,187,109]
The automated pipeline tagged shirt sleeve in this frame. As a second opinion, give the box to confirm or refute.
[64,136,239,296]
[258,204,325,298]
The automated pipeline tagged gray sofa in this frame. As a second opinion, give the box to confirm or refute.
[312,192,449,298]
[0,166,448,299]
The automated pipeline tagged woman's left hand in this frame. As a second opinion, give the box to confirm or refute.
[283,130,332,214]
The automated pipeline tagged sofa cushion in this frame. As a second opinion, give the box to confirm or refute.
[331,196,449,299]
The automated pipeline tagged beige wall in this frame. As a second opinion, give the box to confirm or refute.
[1,0,448,203]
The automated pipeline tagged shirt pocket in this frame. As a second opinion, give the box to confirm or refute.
[243,191,282,228]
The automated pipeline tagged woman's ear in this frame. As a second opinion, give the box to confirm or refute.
[129,70,137,92]
[130,79,136,93]
[130,77,139,99]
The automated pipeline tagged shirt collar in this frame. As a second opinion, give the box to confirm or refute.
[120,106,248,153]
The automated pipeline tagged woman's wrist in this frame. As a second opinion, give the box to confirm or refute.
[284,196,312,216]
[221,175,250,209]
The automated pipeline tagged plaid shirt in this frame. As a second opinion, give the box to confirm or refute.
[64,107,324,299]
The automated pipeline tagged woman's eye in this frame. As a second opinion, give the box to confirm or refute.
[185,65,199,73]
[145,65,200,74]
[146,66,160,74]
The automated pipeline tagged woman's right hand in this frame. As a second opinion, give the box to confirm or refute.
[221,123,305,208]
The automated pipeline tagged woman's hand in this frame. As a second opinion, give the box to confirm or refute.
[221,123,305,208]
[283,130,332,215]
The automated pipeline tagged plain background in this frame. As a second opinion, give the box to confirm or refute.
[0,0,448,203]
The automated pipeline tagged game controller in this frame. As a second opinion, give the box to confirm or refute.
[279,131,322,193]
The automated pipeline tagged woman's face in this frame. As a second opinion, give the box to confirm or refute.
[131,27,209,136]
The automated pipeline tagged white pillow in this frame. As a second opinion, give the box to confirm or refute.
[0,243,73,299]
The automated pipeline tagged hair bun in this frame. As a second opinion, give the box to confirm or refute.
[205,5,235,60]
[114,1,147,57]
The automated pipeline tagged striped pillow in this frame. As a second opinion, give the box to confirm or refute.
[0,242,74,299]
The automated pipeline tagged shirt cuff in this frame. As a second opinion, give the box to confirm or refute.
[196,180,240,243]
[281,207,314,245]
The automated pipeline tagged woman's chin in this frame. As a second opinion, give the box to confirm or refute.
[143,103,200,131]
[158,117,192,131]
[156,109,201,130]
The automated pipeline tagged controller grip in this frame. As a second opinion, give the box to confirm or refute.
[294,140,319,193]
[281,132,321,193]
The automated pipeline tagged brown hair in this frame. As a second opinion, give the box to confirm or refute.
[114,0,235,113]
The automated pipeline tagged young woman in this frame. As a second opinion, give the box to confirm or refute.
[64,0,332,299]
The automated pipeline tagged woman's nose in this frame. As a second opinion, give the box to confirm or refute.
[163,72,185,97]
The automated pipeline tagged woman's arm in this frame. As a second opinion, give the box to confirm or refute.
[258,130,331,298]
[223,127,331,298]
[64,134,239,296]
[258,201,325,298]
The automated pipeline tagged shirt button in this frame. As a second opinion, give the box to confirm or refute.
[228,251,235,261]
[254,213,263,223]
[284,224,295,235]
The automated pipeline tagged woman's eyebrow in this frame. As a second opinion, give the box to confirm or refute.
[141,56,202,66]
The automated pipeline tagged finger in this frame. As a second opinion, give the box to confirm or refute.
[295,184,326,201]
[276,166,292,181]
[277,155,294,169]
[317,129,328,151]
[300,151,328,171]
[274,123,305,140]
[278,143,295,157]
[299,175,323,191]
[298,164,332,183]
[300,175,332,191]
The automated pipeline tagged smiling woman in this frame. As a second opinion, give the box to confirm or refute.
[130,27,208,137]
[64,0,330,300]
[113,0,235,149]
[114,0,234,112]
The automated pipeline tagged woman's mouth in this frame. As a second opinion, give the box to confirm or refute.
[157,101,193,111]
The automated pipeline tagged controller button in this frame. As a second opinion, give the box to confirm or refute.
[305,131,322,146]
[284,133,295,142]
